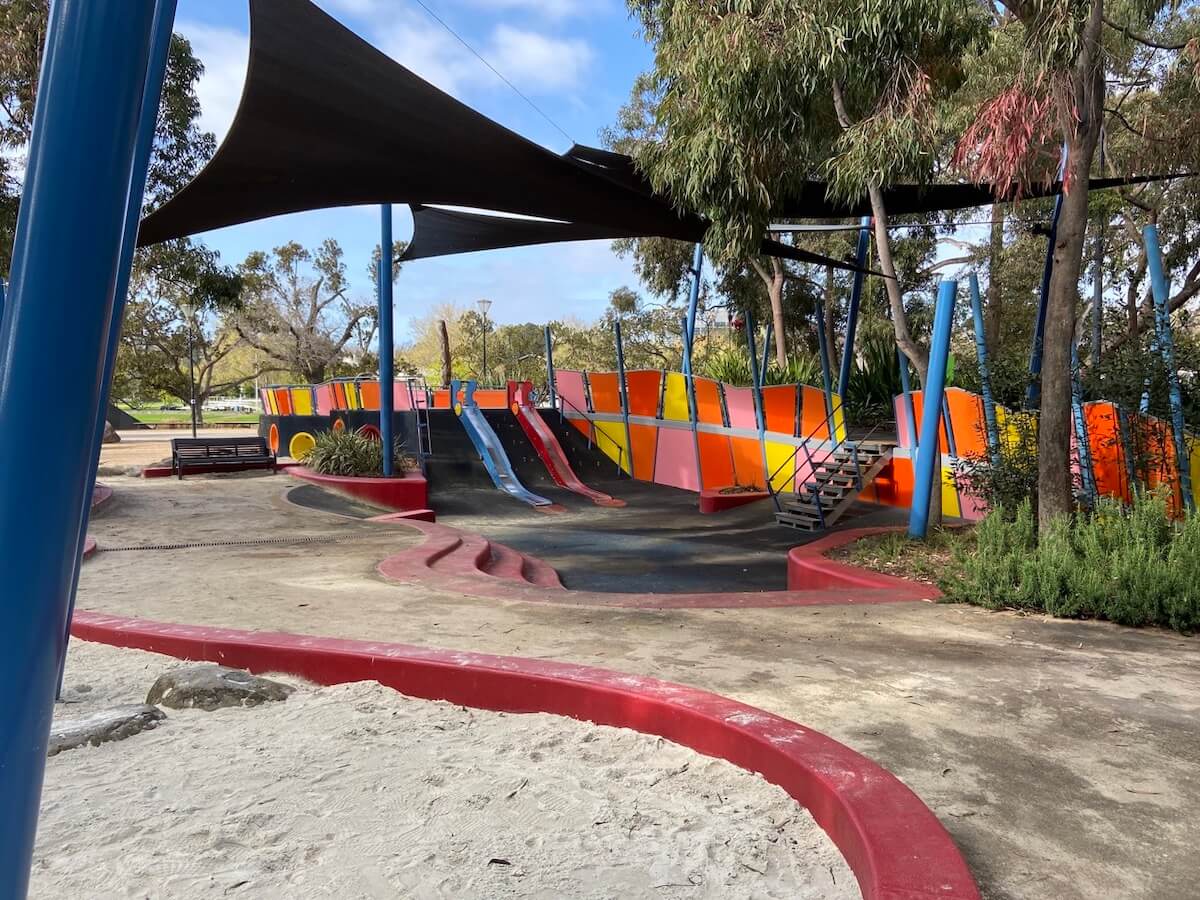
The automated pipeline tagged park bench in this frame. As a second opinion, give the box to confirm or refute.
[170,436,276,479]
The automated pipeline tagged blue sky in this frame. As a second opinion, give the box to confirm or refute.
[173,0,653,340]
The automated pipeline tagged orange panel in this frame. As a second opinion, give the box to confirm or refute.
[589,372,621,413]
[629,424,658,481]
[697,431,735,489]
[332,382,346,409]
[359,380,381,410]
[944,389,987,460]
[799,386,828,440]
[762,386,797,436]
[730,437,765,489]
[694,378,725,425]
[625,370,662,417]
[473,389,508,409]
[274,389,292,416]
[433,389,451,409]
[1084,402,1129,502]
[907,391,948,453]
[872,455,914,508]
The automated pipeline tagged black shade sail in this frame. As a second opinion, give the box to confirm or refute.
[137,0,1181,268]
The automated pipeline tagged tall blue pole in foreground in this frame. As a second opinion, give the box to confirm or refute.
[837,216,871,397]
[1026,146,1068,410]
[59,0,180,693]
[909,280,958,538]
[379,205,394,476]
[968,274,1001,465]
[1144,224,1193,510]
[0,1,161,893]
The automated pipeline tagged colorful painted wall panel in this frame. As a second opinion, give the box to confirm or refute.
[661,373,690,422]
[654,427,699,491]
[693,378,725,426]
[697,430,735,489]
[761,385,798,436]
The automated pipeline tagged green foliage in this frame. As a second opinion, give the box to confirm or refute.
[942,493,1200,633]
[954,410,1042,515]
[699,348,820,388]
[305,431,416,478]
[843,324,902,424]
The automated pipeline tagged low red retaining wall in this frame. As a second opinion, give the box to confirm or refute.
[787,527,942,599]
[699,488,770,514]
[70,611,979,900]
[289,466,428,513]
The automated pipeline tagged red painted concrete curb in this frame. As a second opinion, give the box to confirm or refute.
[69,611,980,900]
[289,466,428,512]
[787,527,943,600]
[143,460,280,479]
[699,488,770,514]
[374,517,925,610]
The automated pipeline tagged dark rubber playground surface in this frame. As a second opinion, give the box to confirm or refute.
[291,409,911,594]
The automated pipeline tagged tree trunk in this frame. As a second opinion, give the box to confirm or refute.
[438,319,452,387]
[867,188,929,385]
[985,205,1005,352]
[1037,0,1105,528]
[751,258,788,368]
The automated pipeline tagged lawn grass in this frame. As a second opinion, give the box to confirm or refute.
[830,526,973,586]
[120,408,259,425]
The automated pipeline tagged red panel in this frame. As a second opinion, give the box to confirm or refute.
[274,389,292,416]
[762,385,797,436]
[624,370,662,417]
[697,431,734,489]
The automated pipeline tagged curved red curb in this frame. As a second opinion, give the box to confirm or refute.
[787,527,942,600]
[68,610,980,900]
[289,466,429,513]
[373,517,919,609]
[91,482,114,510]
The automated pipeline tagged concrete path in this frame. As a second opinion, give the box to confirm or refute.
[78,474,1200,899]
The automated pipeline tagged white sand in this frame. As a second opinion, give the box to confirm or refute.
[33,641,860,899]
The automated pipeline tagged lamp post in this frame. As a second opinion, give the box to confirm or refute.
[180,300,198,438]
[477,298,492,384]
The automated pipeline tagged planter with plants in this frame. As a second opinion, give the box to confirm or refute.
[290,430,429,513]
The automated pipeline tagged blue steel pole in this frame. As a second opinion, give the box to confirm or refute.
[379,205,394,476]
[1071,343,1097,507]
[968,274,1001,465]
[746,311,770,490]
[814,297,834,421]
[544,325,556,410]
[1144,224,1194,510]
[614,319,632,475]
[909,280,958,538]
[59,0,179,695]
[681,316,703,488]
[1026,145,1068,410]
[837,215,871,397]
[684,243,704,367]
[0,1,161,893]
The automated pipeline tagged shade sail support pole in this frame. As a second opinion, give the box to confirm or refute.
[837,215,871,398]
[379,204,394,476]
[909,280,958,538]
[968,273,1001,466]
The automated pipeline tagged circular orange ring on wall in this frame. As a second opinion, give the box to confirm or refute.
[510,402,520,415]
[332,418,345,433]
[268,424,279,453]
[357,424,381,441]
[289,431,316,460]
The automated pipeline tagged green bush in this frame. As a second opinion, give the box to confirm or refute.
[942,492,1200,632]
[699,347,821,388]
[305,430,417,477]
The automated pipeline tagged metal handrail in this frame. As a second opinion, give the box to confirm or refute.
[555,391,626,474]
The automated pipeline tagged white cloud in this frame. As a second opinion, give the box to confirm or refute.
[176,21,249,144]
[487,25,593,93]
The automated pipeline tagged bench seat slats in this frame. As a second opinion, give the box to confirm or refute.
[170,437,276,479]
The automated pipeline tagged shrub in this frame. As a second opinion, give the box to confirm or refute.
[305,430,417,477]
[941,491,1200,633]
[953,412,1042,517]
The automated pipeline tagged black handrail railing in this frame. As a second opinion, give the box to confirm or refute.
[555,391,626,475]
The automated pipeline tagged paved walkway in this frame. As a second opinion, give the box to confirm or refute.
[79,474,1200,899]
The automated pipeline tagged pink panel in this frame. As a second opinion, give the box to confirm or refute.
[724,386,758,430]
[391,382,413,411]
[894,396,915,449]
[556,370,589,414]
[654,428,700,492]
[314,384,335,415]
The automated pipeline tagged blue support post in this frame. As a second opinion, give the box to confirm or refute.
[379,204,394,476]
[59,0,179,695]
[968,274,1001,465]
[837,216,871,397]
[909,280,958,538]
[0,2,162,892]
[814,297,834,421]
[1071,343,1097,507]
[544,325,556,410]
[614,319,632,475]
[746,311,770,488]
[1027,146,1068,410]
[684,243,704,370]
[681,316,703,488]
[1144,224,1194,510]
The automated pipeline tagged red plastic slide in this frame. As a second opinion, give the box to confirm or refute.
[508,382,624,507]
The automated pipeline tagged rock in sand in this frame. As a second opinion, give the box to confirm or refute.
[146,665,295,711]
[47,705,165,756]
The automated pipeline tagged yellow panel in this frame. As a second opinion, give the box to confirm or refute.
[765,441,794,492]
[941,465,961,518]
[291,389,314,416]
[831,393,847,442]
[346,383,361,410]
[662,372,690,422]
[1190,436,1200,510]
[265,390,278,415]
[594,422,630,473]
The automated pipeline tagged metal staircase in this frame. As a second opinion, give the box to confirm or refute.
[774,440,895,531]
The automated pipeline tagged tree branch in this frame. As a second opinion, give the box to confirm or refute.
[1102,15,1191,51]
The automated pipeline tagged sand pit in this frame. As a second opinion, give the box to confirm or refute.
[33,640,859,899]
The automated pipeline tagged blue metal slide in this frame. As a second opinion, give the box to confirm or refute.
[452,380,552,507]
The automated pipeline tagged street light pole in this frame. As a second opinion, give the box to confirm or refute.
[182,302,198,438]
[477,298,492,385]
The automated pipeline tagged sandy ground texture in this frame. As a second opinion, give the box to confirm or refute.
[79,474,1200,899]
[33,640,858,900]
